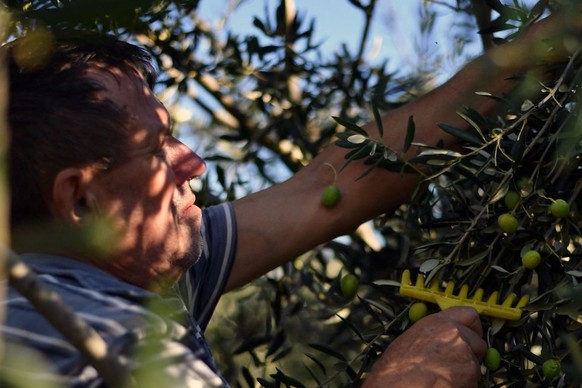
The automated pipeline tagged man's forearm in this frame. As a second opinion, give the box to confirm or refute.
[316,12,578,227]
[227,13,579,290]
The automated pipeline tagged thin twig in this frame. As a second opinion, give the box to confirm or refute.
[0,35,9,370]
[341,0,377,117]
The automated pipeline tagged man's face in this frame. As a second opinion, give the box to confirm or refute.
[85,69,206,291]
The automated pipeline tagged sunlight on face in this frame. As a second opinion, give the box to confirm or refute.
[85,68,206,291]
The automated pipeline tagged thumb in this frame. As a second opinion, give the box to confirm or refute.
[436,306,483,337]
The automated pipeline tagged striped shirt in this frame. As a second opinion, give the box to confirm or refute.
[1,203,237,387]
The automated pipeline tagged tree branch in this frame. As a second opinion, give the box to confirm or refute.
[341,0,377,116]
[5,249,132,387]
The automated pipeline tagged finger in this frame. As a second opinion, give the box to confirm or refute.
[436,306,483,337]
[457,323,488,361]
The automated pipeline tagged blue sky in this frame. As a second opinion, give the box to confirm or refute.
[188,0,487,192]
[197,0,482,79]
[198,0,411,56]
[187,0,539,194]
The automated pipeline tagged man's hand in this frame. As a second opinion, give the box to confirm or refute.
[363,307,487,388]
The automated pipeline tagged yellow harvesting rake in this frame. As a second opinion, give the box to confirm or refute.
[400,270,529,321]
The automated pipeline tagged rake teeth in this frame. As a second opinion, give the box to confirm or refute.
[516,295,530,309]
[445,281,455,295]
[399,270,527,321]
[401,269,412,285]
[416,274,424,288]
[502,293,517,307]
[474,288,484,301]
[459,284,469,299]
[488,291,499,304]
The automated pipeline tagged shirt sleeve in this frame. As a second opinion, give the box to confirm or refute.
[178,202,237,330]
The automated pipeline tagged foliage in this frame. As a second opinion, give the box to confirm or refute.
[1,0,581,387]
[333,7,582,388]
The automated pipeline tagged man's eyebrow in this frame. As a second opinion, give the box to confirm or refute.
[147,123,170,147]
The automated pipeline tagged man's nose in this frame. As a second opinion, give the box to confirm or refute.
[166,137,206,186]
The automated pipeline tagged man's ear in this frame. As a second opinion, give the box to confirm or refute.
[51,167,96,225]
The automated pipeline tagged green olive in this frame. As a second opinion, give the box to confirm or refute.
[542,359,561,379]
[484,347,501,371]
[340,273,359,298]
[504,191,520,210]
[522,250,541,269]
[550,199,570,218]
[408,302,428,323]
[498,213,518,233]
[321,185,341,208]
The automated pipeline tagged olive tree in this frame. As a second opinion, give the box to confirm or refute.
[1,0,580,387]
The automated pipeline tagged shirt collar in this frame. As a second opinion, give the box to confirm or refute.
[19,253,154,299]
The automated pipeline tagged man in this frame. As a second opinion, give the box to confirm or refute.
[1,13,575,388]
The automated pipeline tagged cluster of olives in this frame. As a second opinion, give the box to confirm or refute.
[496,178,571,271]
[484,347,561,380]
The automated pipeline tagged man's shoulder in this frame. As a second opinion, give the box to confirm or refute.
[1,253,225,386]
[3,253,160,340]
[12,253,153,306]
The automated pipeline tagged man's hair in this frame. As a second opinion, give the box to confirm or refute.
[4,31,157,229]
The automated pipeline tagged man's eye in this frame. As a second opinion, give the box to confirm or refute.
[154,148,167,158]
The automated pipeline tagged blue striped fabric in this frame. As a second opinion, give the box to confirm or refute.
[1,203,237,387]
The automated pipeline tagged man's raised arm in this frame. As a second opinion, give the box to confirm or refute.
[226,12,579,291]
